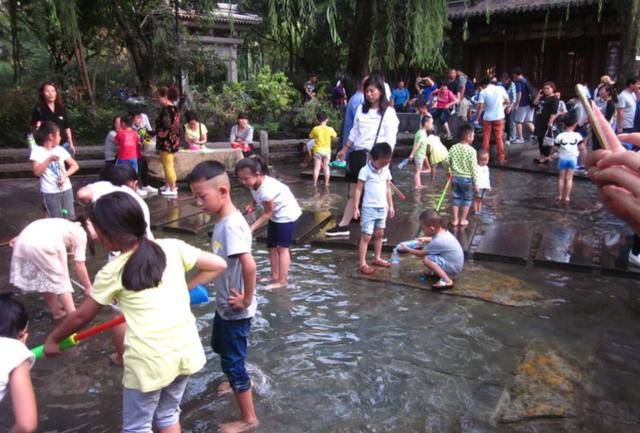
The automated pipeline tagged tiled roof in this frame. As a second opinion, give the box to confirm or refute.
[179,3,262,25]
[448,0,603,19]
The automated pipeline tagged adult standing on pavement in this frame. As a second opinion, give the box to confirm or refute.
[500,72,517,145]
[532,82,559,164]
[512,67,535,143]
[31,82,76,157]
[339,77,366,151]
[477,77,510,164]
[616,77,639,133]
[155,85,181,197]
[391,80,410,112]
[326,74,399,237]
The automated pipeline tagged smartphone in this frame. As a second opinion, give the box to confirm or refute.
[575,84,609,151]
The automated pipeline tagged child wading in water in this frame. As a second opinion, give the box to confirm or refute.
[473,151,491,214]
[354,142,395,275]
[235,157,302,289]
[401,209,464,290]
[0,295,38,433]
[553,111,584,203]
[30,121,80,218]
[409,115,448,189]
[188,161,259,433]
[447,124,478,226]
[308,111,337,188]
[45,192,227,433]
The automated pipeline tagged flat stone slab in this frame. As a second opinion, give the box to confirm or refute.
[161,212,217,235]
[300,169,347,180]
[352,258,545,307]
[520,196,603,215]
[147,148,243,182]
[534,226,597,272]
[600,232,640,279]
[492,340,583,423]
[450,222,478,257]
[145,193,194,216]
[150,203,202,229]
[311,213,422,252]
[474,223,533,265]
[255,211,332,245]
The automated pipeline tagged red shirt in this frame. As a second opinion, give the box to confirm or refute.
[115,129,140,160]
[433,89,456,109]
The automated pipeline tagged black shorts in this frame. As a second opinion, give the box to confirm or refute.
[345,149,368,183]
[266,219,298,248]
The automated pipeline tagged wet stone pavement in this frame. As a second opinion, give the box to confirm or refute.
[0,162,639,433]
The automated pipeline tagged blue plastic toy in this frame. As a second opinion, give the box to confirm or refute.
[329,160,347,169]
[189,284,210,304]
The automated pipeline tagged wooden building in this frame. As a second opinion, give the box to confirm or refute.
[447,0,628,94]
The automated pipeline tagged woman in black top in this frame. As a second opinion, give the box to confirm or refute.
[31,82,75,156]
[155,85,181,197]
[532,82,559,163]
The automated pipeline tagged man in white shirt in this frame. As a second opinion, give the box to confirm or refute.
[477,77,510,164]
[616,77,640,133]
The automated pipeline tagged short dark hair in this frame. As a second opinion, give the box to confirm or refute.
[99,164,137,186]
[186,160,227,184]
[34,121,60,145]
[121,115,133,127]
[234,156,269,176]
[438,81,448,88]
[457,123,474,140]
[0,294,28,339]
[237,112,249,120]
[626,77,639,87]
[561,110,578,127]
[420,114,433,126]
[479,76,492,87]
[370,142,392,160]
[420,209,444,228]
[316,111,328,122]
[512,67,523,76]
[185,110,198,122]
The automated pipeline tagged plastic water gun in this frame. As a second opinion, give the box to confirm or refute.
[435,174,452,213]
[31,284,210,359]
[328,160,347,169]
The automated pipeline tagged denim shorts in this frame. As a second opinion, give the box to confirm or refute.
[427,254,459,276]
[557,157,577,171]
[360,206,387,235]
[116,158,139,174]
[266,219,298,248]
[211,313,252,393]
[122,375,189,433]
[452,176,473,207]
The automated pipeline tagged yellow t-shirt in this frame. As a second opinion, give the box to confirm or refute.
[184,122,208,143]
[91,238,206,392]
[309,125,337,155]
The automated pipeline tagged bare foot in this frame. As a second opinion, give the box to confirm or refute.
[218,419,259,433]
[452,220,460,226]
[460,220,469,227]
[264,281,287,290]
[258,276,272,283]
[217,381,233,396]
[109,353,123,367]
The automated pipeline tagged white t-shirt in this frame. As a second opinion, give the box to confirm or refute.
[250,176,302,223]
[349,105,400,150]
[88,181,153,239]
[358,162,392,209]
[475,165,491,189]
[0,337,35,401]
[29,145,72,193]
[478,84,509,121]
[554,131,583,159]
[616,89,637,129]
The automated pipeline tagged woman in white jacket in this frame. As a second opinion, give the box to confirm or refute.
[326,74,399,236]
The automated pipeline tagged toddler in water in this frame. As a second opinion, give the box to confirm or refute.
[354,142,395,275]
[188,161,259,433]
[447,124,478,226]
[235,157,302,289]
[473,151,491,214]
[308,111,337,188]
[45,192,227,433]
[0,295,37,433]
[553,111,585,203]
[115,115,140,174]
[401,209,464,290]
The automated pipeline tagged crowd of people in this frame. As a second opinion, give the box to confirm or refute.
[3,67,640,433]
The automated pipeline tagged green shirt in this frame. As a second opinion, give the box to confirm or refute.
[447,143,478,182]
[413,129,428,159]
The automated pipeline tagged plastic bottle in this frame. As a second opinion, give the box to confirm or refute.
[397,158,410,170]
[390,248,400,279]
[27,133,37,150]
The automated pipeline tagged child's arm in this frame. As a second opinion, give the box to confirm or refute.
[387,181,395,218]
[409,136,421,160]
[187,251,228,288]
[250,200,273,233]
[44,298,103,355]
[228,252,256,310]
[9,360,37,433]
[31,154,59,177]
[245,197,257,214]
[62,156,80,181]
[404,246,427,257]
[353,180,364,219]
[74,261,93,295]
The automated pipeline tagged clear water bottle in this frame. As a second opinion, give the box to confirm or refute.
[27,133,37,150]
[397,158,410,170]
[390,248,400,279]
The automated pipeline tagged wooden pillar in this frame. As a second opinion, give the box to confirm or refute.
[592,14,601,87]
[259,130,269,163]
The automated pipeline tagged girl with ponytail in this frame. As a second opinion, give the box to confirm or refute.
[44,191,227,433]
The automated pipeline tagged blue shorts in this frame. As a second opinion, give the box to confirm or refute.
[427,254,460,276]
[266,219,298,248]
[211,313,252,392]
[557,157,577,171]
[452,176,473,207]
[116,158,139,174]
[360,207,387,235]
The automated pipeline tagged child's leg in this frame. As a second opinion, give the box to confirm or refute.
[431,164,436,181]
[557,170,565,200]
[443,122,451,136]
[460,205,471,225]
[61,189,75,218]
[267,248,280,282]
[358,233,372,267]
[322,157,330,186]
[153,375,190,433]
[452,206,460,226]
[413,162,422,189]
[42,292,64,318]
[423,256,452,282]
[564,169,575,201]
[372,227,384,261]
[57,292,76,315]
[312,156,321,186]
[275,246,291,284]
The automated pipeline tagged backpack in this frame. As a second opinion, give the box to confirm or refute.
[465,78,475,97]
[524,79,538,107]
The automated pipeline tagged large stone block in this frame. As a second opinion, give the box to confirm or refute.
[146,149,243,182]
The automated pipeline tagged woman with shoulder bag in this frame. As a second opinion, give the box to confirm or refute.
[155,86,181,197]
[326,74,400,237]
[532,82,559,164]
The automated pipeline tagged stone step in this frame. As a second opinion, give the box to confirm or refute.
[0,159,105,179]
[0,145,105,163]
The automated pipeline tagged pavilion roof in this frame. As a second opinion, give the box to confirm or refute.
[179,2,262,25]
[448,0,603,19]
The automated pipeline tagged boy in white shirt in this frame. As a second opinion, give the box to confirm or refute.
[353,142,395,275]
[473,151,491,214]
[554,111,585,202]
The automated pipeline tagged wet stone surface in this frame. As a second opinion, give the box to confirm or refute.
[474,223,534,265]
[533,226,598,271]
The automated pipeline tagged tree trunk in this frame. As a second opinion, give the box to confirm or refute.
[617,0,640,81]
[346,0,378,81]
[8,0,20,86]
[74,38,95,105]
